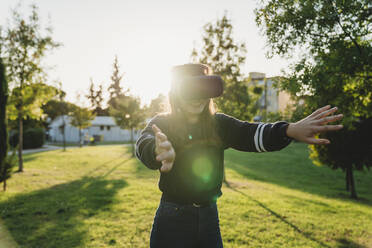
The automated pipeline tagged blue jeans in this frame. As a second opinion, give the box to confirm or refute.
[150,199,223,248]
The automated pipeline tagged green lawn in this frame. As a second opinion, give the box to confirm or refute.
[0,143,371,248]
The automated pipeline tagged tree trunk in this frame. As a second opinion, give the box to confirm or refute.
[62,118,66,152]
[79,128,82,147]
[264,78,267,121]
[130,127,134,157]
[223,169,229,186]
[345,166,358,199]
[18,111,23,172]
[347,167,358,199]
[3,180,6,191]
[0,57,8,187]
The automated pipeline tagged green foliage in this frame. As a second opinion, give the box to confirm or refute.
[107,55,146,131]
[192,14,258,121]
[256,0,372,198]
[255,0,371,59]
[109,94,146,156]
[0,3,60,171]
[70,106,95,131]
[7,82,58,120]
[9,127,45,149]
[0,148,17,191]
[0,4,60,86]
[264,111,284,122]
[0,57,8,168]
[42,99,76,121]
[86,78,107,116]
[107,55,129,109]
[109,95,144,130]
[146,93,168,117]
[69,105,95,147]
[309,118,372,170]
[252,86,263,95]
[0,56,14,191]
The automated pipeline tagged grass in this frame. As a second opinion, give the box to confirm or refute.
[0,143,371,248]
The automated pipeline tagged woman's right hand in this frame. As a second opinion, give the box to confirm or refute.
[152,124,176,173]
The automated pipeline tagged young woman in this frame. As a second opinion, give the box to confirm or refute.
[135,64,343,248]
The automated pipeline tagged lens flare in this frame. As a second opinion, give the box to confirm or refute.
[191,156,213,184]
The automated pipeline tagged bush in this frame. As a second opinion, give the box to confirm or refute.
[9,128,45,149]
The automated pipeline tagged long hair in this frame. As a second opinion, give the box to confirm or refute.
[160,90,223,151]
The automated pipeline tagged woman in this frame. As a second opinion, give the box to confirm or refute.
[135,64,343,248]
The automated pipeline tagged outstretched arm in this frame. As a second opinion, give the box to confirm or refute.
[286,105,343,144]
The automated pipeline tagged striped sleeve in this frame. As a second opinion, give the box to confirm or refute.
[135,115,165,170]
[215,113,293,152]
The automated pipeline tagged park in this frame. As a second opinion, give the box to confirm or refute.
[0,144,371,247]
[0,0,371,247]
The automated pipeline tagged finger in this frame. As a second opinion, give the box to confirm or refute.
[156,132,168,142]
[152,124,162,134]
[156,150,171,162]
[313,124,343,133]
[305,137,330,145]
[154,145,166,156]
[159,140,172,150]
[313,106,338,120]
[308,105,331,118]
[160,161,173,173]
[314,114,343,125]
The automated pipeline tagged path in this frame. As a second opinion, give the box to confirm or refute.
[7,143,130,155]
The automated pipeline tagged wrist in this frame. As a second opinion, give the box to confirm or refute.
[286,123,296,139]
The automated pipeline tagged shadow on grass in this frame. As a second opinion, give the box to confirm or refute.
[22,153,38,164]
[82,156,131,179]
[225,142,372,206]
[335,238,367,248]
[229,186,367,248]
[0,176,127,248]
[133,158,160,179]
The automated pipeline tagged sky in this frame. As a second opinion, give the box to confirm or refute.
[0,0,294,106]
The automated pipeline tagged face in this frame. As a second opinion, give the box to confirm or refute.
[179,97,210,115]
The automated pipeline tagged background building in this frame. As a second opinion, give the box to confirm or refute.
[48,116,140,143]
[247,72,293,119]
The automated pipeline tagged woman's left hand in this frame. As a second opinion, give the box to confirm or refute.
[286,105,344,145]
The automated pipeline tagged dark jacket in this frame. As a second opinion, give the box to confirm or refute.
[135,113,292,204]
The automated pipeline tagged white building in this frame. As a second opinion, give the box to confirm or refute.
[48,115,140,143]
[248,72,293,113]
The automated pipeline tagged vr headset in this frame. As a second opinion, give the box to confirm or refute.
[171,64,224,100]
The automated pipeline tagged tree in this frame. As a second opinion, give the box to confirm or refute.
[109,94,146,157]
[0,58,8,177]
[69,105,95,148]
[0,57,16,191]
[107,55,128,109]
[86,78,107,116]
[0,4,60,172]
[147,93,168,117]
[191,13,260,121]
[42,84,75,151]
[192,13,261,185]
[256,0,372,198]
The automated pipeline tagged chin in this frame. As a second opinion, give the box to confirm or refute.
[186,105,206,115]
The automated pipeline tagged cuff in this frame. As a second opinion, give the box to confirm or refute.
[281,122,293,142]
[150,141,162,170]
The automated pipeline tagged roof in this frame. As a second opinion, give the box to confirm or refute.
[49,115,118,127]
[91,116,117,126]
